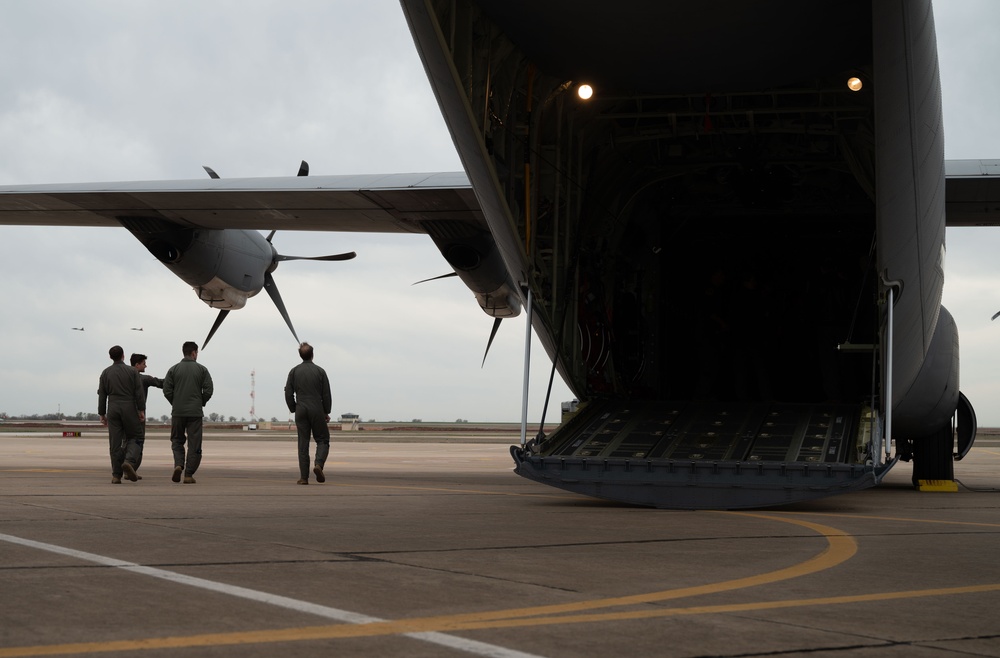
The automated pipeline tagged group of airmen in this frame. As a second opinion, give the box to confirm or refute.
[97,341,332,485]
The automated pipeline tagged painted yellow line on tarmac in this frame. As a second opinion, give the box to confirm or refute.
[775,511,1000,529]
[0,511,856,656]
[4,581,998,657]
[402,511,858,621]
[393,581,1000,632]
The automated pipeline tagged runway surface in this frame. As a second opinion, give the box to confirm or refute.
[1,428,1000,657]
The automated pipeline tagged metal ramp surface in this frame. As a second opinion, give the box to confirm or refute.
[511,400,888,509]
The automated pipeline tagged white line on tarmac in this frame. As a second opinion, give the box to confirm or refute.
[0,532,545,658]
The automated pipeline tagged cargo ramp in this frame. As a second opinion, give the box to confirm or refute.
[511,400,894,509]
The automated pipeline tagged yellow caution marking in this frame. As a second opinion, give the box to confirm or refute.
[917,479,959,492]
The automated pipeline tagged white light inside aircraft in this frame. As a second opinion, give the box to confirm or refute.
[847,77,863,92]
[577,84,594,100]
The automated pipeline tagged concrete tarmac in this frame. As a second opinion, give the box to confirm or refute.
[1,429,1000,657]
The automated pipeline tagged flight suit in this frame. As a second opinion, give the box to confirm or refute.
[97,361,145,480]
[284,360,332,480]
[163,357,213,479]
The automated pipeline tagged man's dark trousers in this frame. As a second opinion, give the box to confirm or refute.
[296,407,330,480]
[108,400,142,478]
[171,416,204,476]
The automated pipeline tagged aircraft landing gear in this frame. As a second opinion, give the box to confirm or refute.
[910,424,955,487]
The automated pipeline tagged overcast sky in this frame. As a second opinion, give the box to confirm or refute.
[1,1,999,427]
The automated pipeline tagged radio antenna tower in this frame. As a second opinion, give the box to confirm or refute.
[250,369,256,421]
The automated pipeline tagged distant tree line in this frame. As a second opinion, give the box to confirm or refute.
[1,411,476,424]
[1,412,102,421]
[0,411,257,423]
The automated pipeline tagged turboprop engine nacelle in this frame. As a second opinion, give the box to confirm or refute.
[117,215,355,348]
[118,217,275,302]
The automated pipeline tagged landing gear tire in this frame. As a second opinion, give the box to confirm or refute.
[910,424,954,487]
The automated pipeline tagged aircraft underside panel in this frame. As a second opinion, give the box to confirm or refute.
[511,400,890,509]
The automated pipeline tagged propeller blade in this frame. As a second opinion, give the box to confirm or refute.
[275,251,356,262]
[412,272,459,286]
[264,271,301,344]
[202,309,230,350]
[265,230,276,243]
[203,166,220,179]
[481,317,503,368]
[992,310,1000,321]
[297,160,309,177]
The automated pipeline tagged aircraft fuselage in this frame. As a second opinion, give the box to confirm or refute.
[402,0,971,507]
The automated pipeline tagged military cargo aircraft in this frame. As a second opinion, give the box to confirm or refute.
[2,0,999,508]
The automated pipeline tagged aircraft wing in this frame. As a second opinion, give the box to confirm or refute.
[945,159,1000,226]
[0,171,480,232]
[6,161,995,230]
[6,161,994,231]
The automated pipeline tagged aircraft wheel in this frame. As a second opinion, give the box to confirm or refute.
[910,424,955,487]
